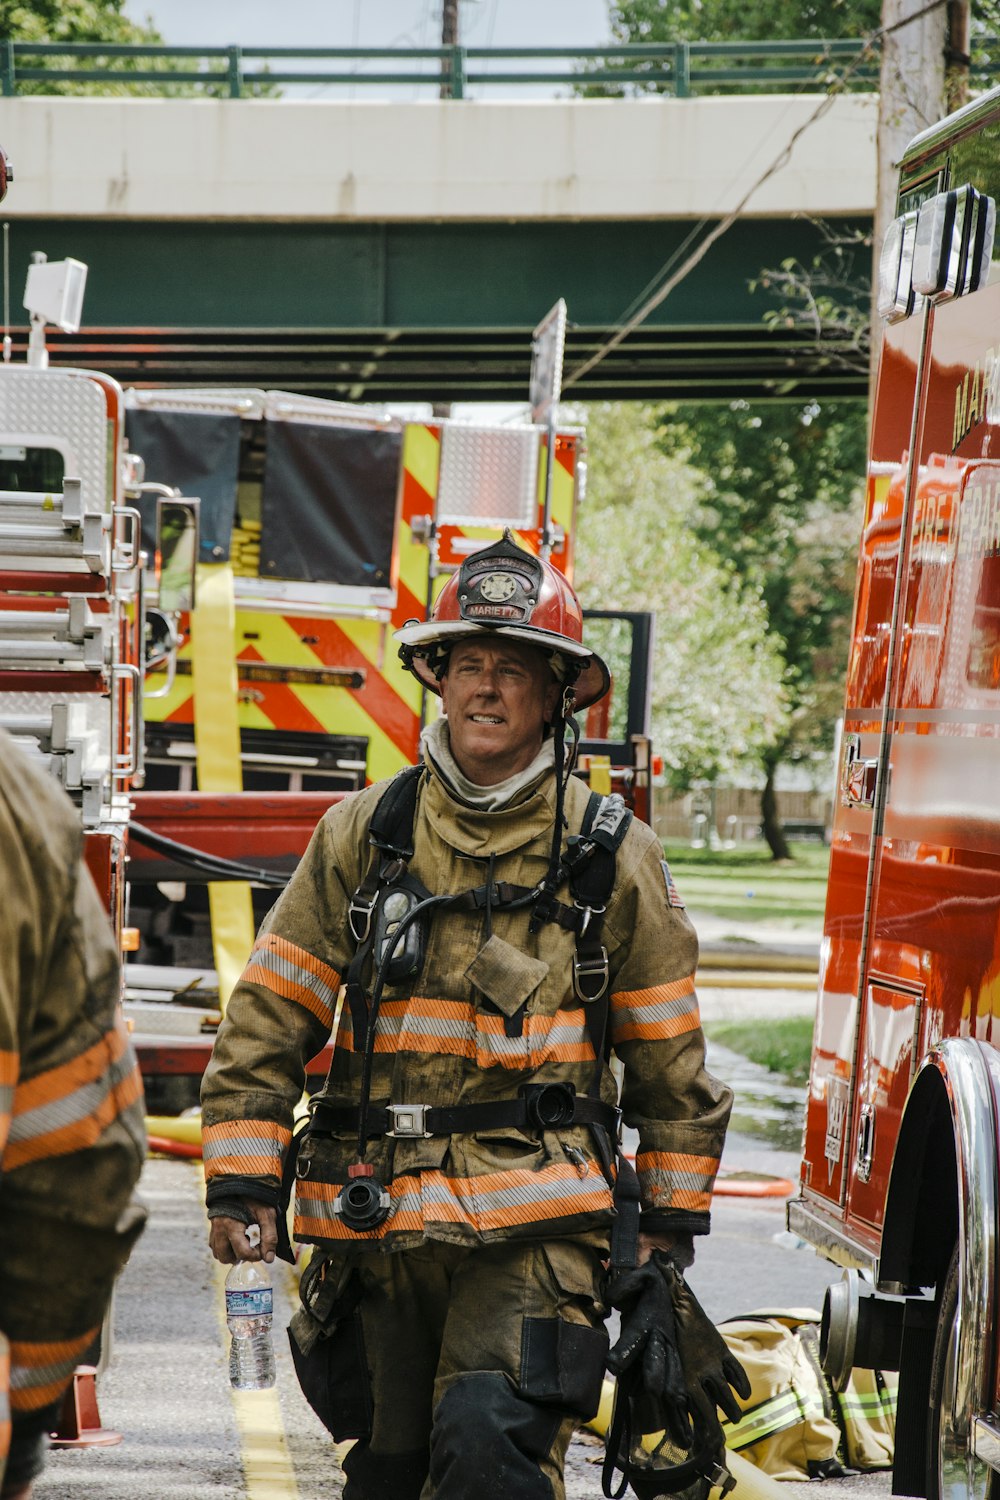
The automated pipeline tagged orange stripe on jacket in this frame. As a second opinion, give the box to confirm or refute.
[294,1162,613,1241]
[202,1118,292,1180]
[611,975,701,1044]
[0,1050,18,1086]
[8,1328,98,1411]
[636,1150,718,1176]
[3,1065,144,1172]
[0,1336,9,1461]
[636,1149,718,1213]
[241,933,340,1028]
[338,997,593,1068]
[12,1022,128,1114]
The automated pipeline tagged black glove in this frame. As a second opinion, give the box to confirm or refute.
[657,1253,751,1454]
[606,1256,691,1450]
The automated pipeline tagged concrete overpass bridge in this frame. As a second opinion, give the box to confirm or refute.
[0,86,877,401]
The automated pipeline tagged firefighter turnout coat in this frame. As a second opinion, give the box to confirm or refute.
[0,730,146,1485]
[202,757,732,1254]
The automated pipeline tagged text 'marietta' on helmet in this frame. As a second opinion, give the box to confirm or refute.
[395,530,610,711]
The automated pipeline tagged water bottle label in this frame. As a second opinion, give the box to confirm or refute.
[226,1287,273,1319]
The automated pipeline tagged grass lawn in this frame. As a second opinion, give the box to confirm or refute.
[662,840,830,927]
[704,1016,815,1085]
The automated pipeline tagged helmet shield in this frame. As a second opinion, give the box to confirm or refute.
[457,536,544,629]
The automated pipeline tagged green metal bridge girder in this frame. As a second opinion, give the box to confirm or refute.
[7,215,873,402]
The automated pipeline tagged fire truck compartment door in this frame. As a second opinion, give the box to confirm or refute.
[260,420,401,588]
[845,975,924,1229]
[125,408,240,565]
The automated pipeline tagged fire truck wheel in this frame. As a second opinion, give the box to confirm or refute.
[926,1246,993,1500]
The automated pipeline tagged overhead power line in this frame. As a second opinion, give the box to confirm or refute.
[563,0,949,391]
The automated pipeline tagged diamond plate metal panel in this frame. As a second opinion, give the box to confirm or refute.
[0,368,110,513]
[437,425,540,529]
[0,690,111,782]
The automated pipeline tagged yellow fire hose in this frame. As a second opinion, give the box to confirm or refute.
[191,562,255,1012]
[588,1380,788,1500]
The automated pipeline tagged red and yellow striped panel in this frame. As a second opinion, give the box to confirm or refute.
[9,1329,98,1412]
[3,1020,143,1171]
[294,1159,613,1243]
[144,421,581,787]
[335,995,593,1070]
[611,975,701,1045]
[635,1149,720,1214]
[202,1118,292,1181]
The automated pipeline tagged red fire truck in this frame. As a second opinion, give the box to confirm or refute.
[788,88,1000,1497]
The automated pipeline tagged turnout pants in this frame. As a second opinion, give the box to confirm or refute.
[289,1237,610,1500]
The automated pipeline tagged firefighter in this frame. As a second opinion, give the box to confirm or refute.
[202,532,735,1500]
[0,728,147,1500]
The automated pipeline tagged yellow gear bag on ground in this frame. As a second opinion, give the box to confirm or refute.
[717,1311,896,1480]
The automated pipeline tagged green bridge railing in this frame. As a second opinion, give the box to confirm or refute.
[4,37,994,100]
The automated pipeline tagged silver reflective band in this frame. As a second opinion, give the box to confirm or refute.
[386,1103,433,1138]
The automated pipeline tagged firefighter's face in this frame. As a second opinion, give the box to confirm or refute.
[440,637,560,785]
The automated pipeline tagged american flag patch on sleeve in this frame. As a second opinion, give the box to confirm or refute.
[661,861,684,908]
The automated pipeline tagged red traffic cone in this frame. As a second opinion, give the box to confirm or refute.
[49,1365,122,1448]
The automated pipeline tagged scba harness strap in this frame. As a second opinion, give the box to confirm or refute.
[343,764,633,1052]
[307,765,635,1235]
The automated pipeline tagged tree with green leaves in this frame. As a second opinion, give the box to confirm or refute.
[606,0,881,44]
[655,397,866,857]
[575,402,789,794]
[1,1,160,42]
[0,0,273,96]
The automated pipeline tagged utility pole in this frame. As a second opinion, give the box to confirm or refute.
[440,0,460,99]
[435,5,460,414]
[870,0,951,393]
[946,0,971,113]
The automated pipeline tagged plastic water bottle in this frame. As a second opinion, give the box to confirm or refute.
[225,1224,276,1390]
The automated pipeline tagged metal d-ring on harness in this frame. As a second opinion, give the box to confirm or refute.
[289,762,636,1239]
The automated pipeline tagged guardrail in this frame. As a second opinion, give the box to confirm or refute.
[3,37,992,100]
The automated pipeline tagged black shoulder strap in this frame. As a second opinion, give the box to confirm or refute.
[367,762,425,859]
[344,764,426,1049]
[569,790,633,911]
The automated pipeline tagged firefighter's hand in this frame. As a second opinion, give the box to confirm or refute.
[209,1207,278,1265]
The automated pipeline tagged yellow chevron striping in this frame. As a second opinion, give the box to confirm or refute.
[398,425,438,610]
[232,611,417,777]
[295,688,411,783]
[234,611,422,717]
[403,422,441,501]
[143,642,195,723]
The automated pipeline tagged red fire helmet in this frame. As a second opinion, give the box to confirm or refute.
[396,530,610,711]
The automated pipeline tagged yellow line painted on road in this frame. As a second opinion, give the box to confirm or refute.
[211,1258,302,1500]
[196,1163,301,1500]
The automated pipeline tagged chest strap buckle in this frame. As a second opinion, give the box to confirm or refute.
[573,946,610,1002]
[349,893,376,943]
[386,1103,433,1138]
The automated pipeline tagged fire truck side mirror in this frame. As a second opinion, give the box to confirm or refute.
[156,496,200,613]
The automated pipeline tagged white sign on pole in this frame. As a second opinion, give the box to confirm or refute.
[529,298,567,426]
